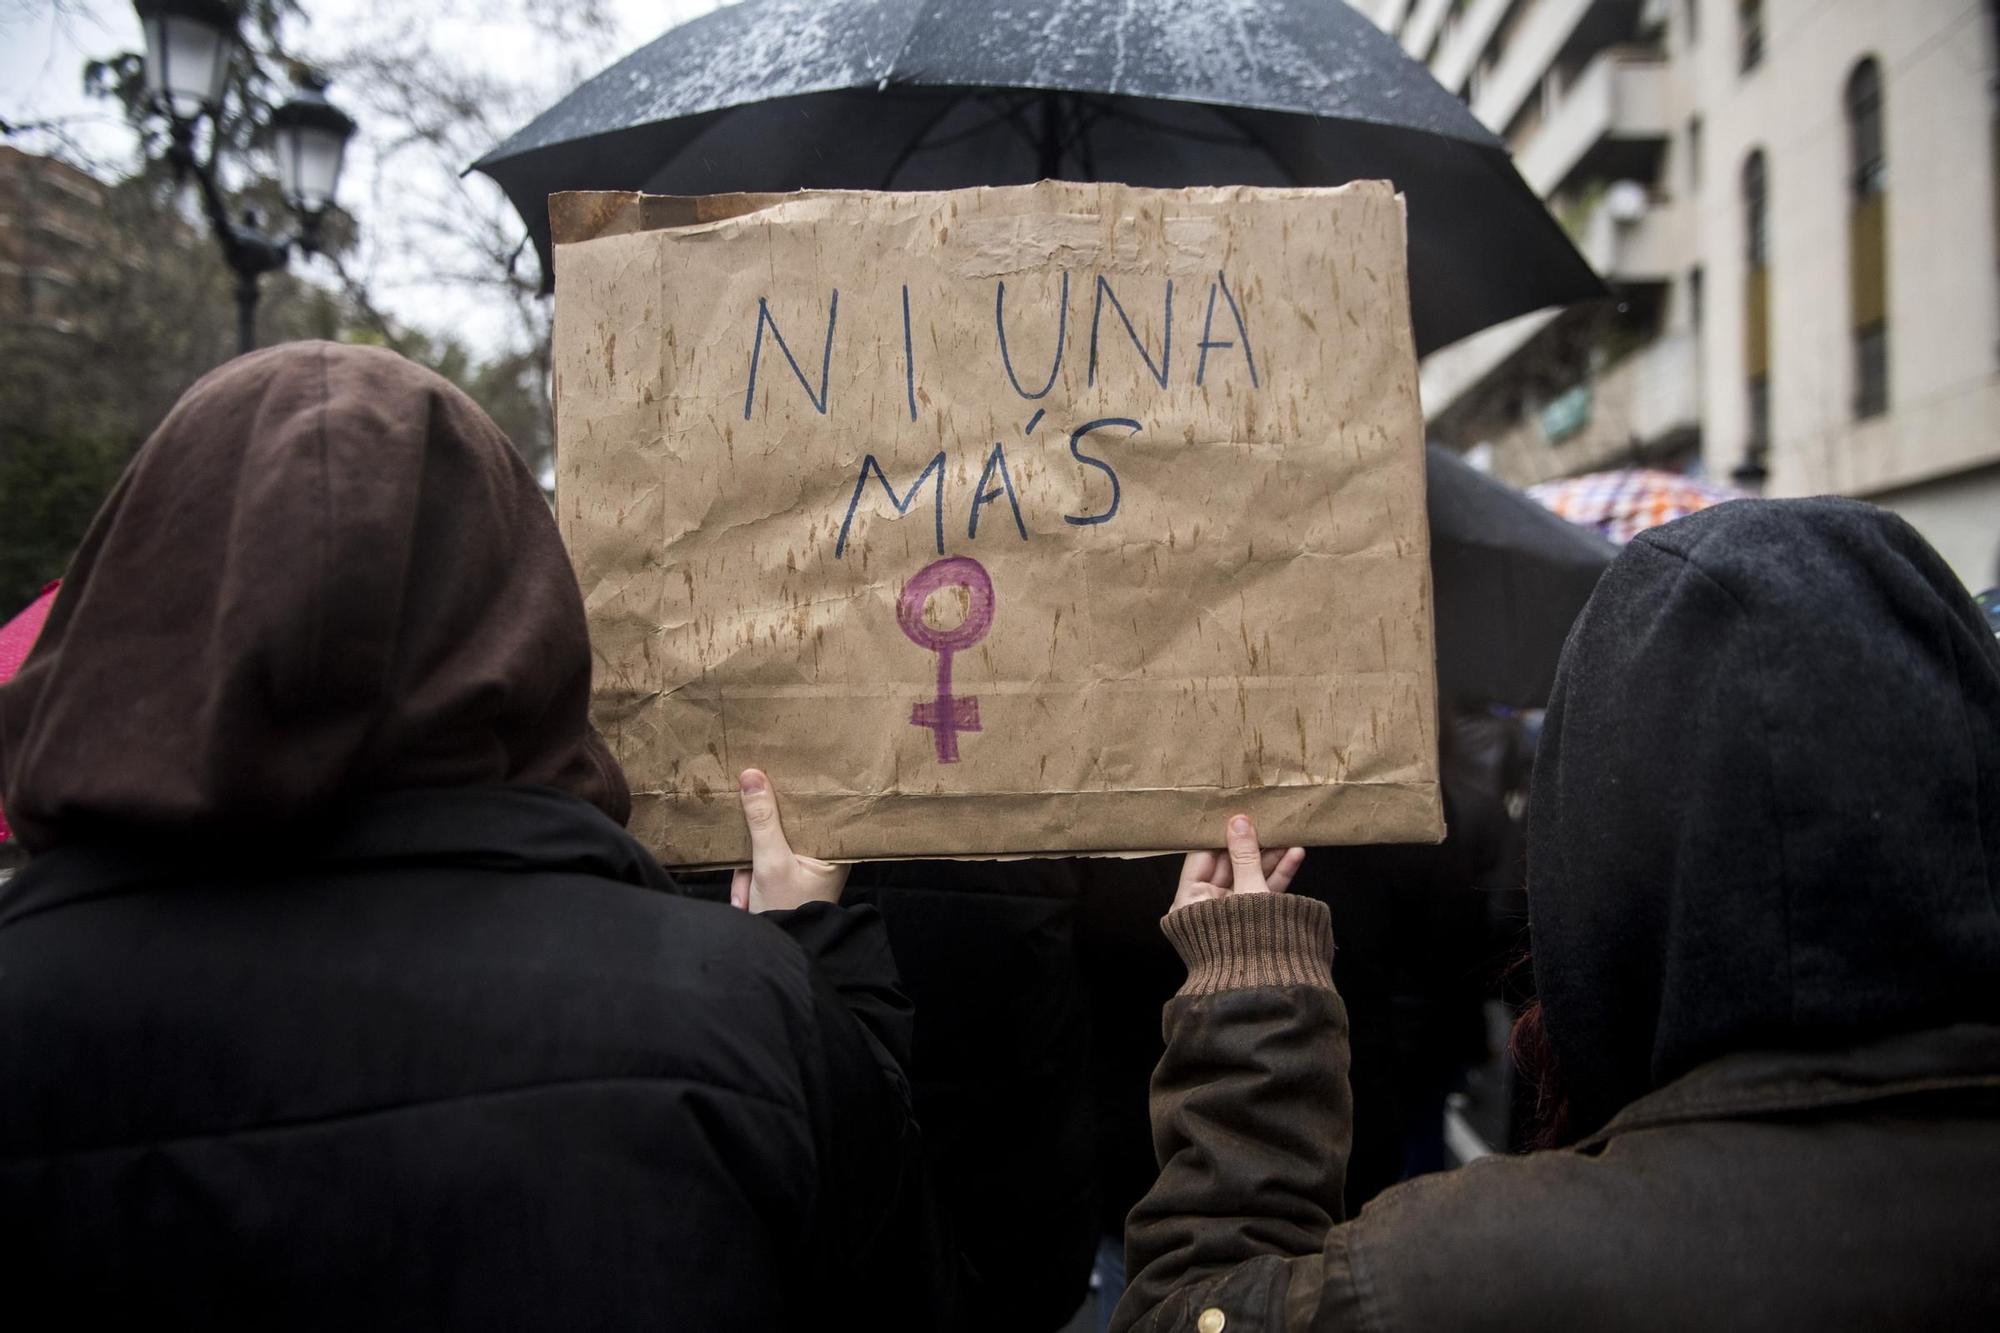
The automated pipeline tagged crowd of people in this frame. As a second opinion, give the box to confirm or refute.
[1,343,1995,1328]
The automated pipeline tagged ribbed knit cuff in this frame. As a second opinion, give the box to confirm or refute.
[1160,893,1335,997]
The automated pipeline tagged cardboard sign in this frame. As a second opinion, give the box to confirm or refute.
[552,182,1440,866]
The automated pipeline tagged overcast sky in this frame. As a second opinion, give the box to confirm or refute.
[1,0,722,355]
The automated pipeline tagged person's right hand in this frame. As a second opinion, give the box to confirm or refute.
[728,768,850,913]
[1172,813,1305,914]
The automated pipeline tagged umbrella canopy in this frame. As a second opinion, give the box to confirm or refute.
[0,580,59,844]
[472,0,1604,355]
[1528,468,1749,546]
[1426,448,1616,708]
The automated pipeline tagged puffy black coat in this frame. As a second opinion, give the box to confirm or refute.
[0,786,949,1330]
[849,858,1098,1332]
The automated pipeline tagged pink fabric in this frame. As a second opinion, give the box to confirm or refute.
[0,581,60,842]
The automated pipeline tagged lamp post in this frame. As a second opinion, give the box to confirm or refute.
[132,0,356,356]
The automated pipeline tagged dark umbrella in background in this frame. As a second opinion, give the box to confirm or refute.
[1428,448,1617,708]
[471,0,1603,355]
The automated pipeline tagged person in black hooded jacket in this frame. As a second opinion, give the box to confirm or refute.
[0,343,953,1329]
[1112,497,2000,1332]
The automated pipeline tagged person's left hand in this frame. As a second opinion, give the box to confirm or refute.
[1172,813,1305,914]
[729,768,851,913]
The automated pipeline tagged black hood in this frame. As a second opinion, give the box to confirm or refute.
[1526,498,2000,1137]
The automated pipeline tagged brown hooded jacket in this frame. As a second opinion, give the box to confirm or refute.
[0,341,624,847]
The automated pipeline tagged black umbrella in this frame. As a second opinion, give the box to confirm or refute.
[1426,445,1617,708]
[472,0,1603,354]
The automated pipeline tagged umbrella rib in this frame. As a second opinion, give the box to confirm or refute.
[1211,102,1312,181]
[924,91,1038,149]
[879,0,943,92]
[999,98,1049,163]
[1208,102,1293,152]
[876,91,1027,188]
[1094,98,1267,149]
[1062,95,1114,157]
[1074,95,1100,178]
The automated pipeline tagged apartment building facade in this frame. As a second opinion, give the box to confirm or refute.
[1358,0,2000,588]
[0,145,107,335]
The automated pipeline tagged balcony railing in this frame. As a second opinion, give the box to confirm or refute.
[1470,0,1596,134]
[1516,48,1672,195]
[1480,332,1701,486]
[1434,0,1519,97]
[1419,308,1562,422]
[1574,191,1682,282]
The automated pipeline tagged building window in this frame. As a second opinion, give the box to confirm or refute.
[1739,0,1764,73]
[1743,149,1768,268]
[1855,324,1888,419]
[1444,0,1469,48]
[1505,84,1546,152]
[1688,115,1704,193]
[1991,2,2000,348]
[1745,375,1771,461]
[1847,59,1889,418]
[1685,0,1701,45]
[1846,60,1885,199]
[1741,150,1772,476]
[1690,266,1705,333]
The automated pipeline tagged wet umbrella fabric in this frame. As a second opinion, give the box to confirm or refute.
[1426,449,1616,708]
[472,0,1603,355]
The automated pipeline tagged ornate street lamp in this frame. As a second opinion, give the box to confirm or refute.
[135,0,234,122]
[269,80,356,221]
[133,0,357,356]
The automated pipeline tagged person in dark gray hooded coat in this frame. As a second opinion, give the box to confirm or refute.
[1112,497,2000,1332]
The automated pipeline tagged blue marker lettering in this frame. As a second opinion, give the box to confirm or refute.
[1196,271,1259,388]
[996,273,1068,400]
[969,441,1029,542]
[1088,276,1172,388]
[902,284,917,421]
[1064,417,1138,526]
[742,290,840,420]
[835,452,947,559]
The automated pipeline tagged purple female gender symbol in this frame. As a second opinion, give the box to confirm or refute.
[897,555,995,763]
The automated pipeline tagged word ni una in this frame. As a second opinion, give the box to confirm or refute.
[741,271,1260,424]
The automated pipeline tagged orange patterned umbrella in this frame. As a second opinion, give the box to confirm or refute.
[1527,469,1747,545]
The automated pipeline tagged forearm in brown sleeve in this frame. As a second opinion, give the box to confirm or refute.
[1112,893,1358,1333]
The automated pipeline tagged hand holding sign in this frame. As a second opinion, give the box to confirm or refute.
[1172,814,1307,914]
[729,768,851,912]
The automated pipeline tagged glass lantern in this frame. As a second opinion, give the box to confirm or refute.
[270,82,357,219]
[134,0,239,123]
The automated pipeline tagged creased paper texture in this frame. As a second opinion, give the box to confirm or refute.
[552,182,1440,866]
